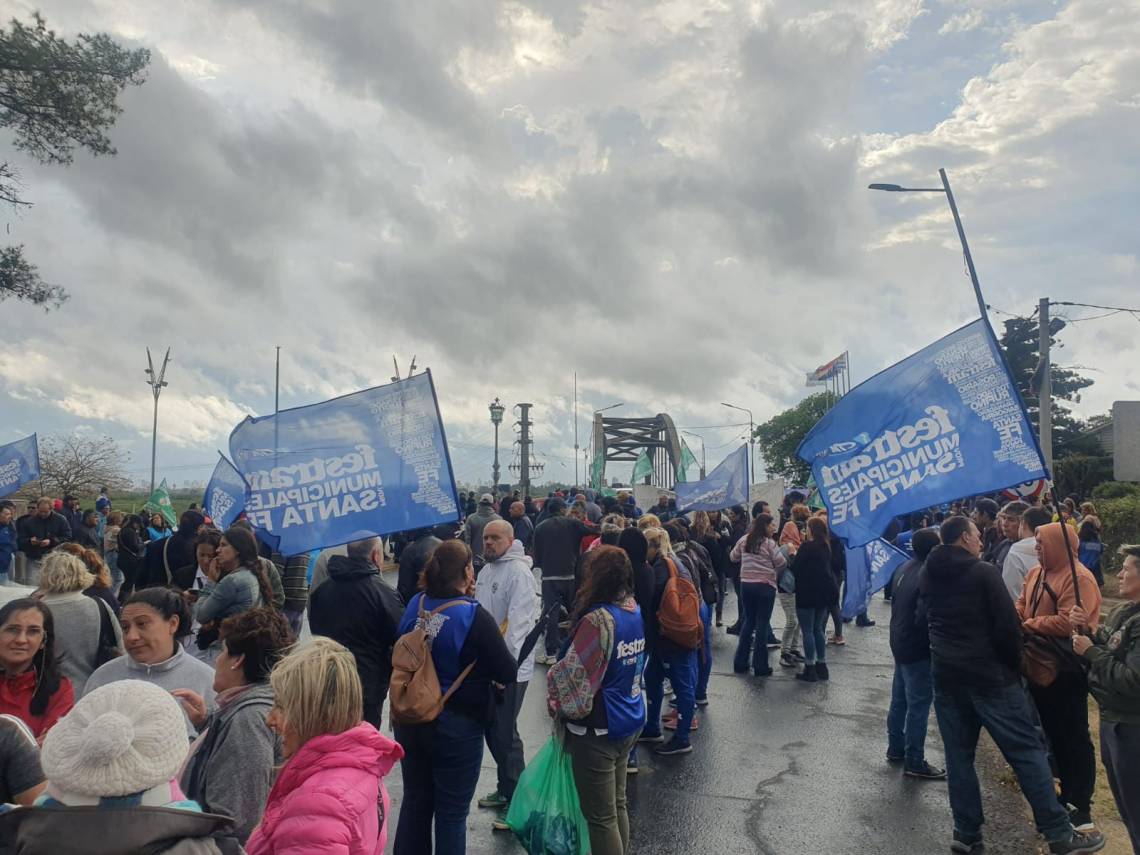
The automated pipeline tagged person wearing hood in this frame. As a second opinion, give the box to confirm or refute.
[0,679,237,854]
[246,637,404,855]
[886,527,944,779]
[1016,521,1103,833]
[920,516,1103,855]
[308,536,404,727]
[473,520,539,829]
[1003,506,1053,601]
[85,588,216,738]
[175,607,293,843]
[75,509,103,554]
[137,511,206,590]
[397,527,443,603]
[1071,544,1140,853]
[462,494,501,562]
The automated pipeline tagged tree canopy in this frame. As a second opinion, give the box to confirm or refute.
[0,13,149,308]
[753,392,833,484]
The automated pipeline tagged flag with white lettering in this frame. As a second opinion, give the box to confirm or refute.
[675,444,749,512]
[203,453,248,530]
[843,538,909,619]
[0,434,39,497]
[229,371,461,555]
[797,320,1047,547]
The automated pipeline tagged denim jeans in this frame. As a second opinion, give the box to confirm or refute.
[795,607,829,665]
[887,659,933,769]
[645,648,697,745]
[695,601,713,701]
[933,681,1072,843]
[734,582,776,674]
[778,592,800,654]
[542,578,576,656]
[105,551,124,597]
[394,707,486,855]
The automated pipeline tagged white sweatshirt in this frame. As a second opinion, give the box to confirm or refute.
[475,540,541,683]
[1002,537,1038,602]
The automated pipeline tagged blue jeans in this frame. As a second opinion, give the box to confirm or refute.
[734,583,776,674]
[933,681,1072,843]
[645,648,696,745]
[394,708,486,855]
[696,601,713,701]
[106,551,124,597]
[887,659,933,769]
[795,607,829,665]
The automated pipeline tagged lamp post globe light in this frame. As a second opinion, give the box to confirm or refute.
[489,397,506,491]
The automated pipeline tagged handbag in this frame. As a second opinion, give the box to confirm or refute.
[92,596,122,667]
[1020,524,1087,688]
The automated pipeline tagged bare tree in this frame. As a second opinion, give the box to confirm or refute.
[32,433,131,499]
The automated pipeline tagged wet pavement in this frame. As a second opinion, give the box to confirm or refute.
[376,588,1040,854]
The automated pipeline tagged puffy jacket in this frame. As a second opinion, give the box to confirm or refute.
[889,557,929,665]
[918,544,1022,689]
[1015,522,1102,637]
[15,512,71,561]
[1083,601,1140,725]
[308,556,404,726]
[245,722,404,855]
[0,804,237,854]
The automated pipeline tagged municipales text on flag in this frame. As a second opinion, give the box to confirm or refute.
[203,453,248,530]
[675,444,749,512]
[796,319,1047,548]
[228,370,460,555]
[0,434,39,497]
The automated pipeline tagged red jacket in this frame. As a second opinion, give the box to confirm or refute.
[0,669,74,739]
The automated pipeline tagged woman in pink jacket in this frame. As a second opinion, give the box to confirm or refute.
[246,637,404,855]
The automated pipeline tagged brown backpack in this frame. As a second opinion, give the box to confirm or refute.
[656,556,703,649]
[388,598,477,726]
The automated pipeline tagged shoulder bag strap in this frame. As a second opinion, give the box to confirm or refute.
[162,538,172,586]
[1058,522,1084,612]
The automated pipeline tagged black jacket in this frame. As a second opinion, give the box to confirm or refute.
[116,525,146,588]
[918,545,1022,689]
[16,512,71,560]
[308,555,404,727]
[397,534,441,603]
[889,557,929,665]
[647,556,699,656]
[138,529,198,589]
[676,541,716,605]
[791,540,839,609]
[532,515,594,581]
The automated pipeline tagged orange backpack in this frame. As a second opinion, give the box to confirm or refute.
[656,556,704,649]
[388,599,477,726]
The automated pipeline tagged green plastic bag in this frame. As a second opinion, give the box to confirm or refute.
[506,733,590,855]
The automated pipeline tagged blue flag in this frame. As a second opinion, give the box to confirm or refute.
[0,434,40,497]
[843,538,910,619]
[675,444,749,512]
[229,371,460,555]
[797,319,1046,547]
[203,453,248,531]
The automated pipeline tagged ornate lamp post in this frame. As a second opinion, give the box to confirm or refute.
[489,397,505,490]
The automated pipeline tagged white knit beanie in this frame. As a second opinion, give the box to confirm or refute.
[41,680,189,798]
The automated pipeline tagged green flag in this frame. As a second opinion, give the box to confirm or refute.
[631,449,652,484]
[144,479,177,527]
[806,474,825,511]
[590,448,606,489]
[677,440,698,483]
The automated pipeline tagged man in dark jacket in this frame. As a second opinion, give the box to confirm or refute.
[397,527,442,603]
[137,510,204,589]
[308,536,404,727]
[508,501,534,553]
[16,497,71,585]
[532,498,595,663]
[463,494,501,561]
[887,527,944,780]
[919,516,1103,855]
[0,501,16,582]
[60,495,83,542]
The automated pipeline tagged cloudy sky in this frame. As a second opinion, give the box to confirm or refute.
[1,0,1137,491]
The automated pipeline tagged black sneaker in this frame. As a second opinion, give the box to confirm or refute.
[1068,806,1095,833]
[779,653,797,668]
[815,662,830,681]
[754,667,773,677]
[654,738,693,756]
[726,623,741,636]
[795,667,818,683]
[1049,830,1105,854]
[789,649,805,661]
[904,761,947,780]
[638,731,664,744]
[856,616,876,627]
[950,831,984,853]
[886,753,905,764]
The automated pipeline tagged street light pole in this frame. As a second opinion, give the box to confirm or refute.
[721,402,754,485]
[144,347,171,495]
[682,430,706,479]
[868,168,988,319]
[489,398,505,491]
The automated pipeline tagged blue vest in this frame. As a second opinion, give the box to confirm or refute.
[400,593,478,693]
[596,603,647,741]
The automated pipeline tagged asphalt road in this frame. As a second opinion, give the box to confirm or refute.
[375,587,1042,855]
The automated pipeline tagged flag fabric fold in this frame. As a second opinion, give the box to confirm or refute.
[0,434,39,497]
[675,444,749,512]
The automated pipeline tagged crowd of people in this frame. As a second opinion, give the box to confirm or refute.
[0,483,1135,855]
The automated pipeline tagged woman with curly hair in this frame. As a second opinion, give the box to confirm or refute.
[175,607,295,842]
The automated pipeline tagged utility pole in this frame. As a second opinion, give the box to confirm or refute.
[511,403,543,496]
[1038,297,1053,476]
[144,347,171,495]
[274,345,281,458]
[573,372,579,487]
